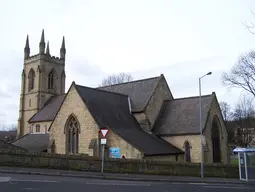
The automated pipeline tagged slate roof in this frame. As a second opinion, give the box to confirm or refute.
[0,140,26,151]
[75,84,183,156]
[98,75,161,112]
[153,94,214,136]
[29,95,66,123]
[11,133,50,152]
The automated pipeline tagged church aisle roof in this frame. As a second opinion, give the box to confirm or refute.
[153,94,214,136]
[75,84,183,156]
[98,75,161,112]
[11,133,49,152]
[29,95,66,123]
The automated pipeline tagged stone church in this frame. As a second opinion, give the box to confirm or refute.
[12,30,229,164]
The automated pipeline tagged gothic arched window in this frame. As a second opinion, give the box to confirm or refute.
[184,141,191,162]
[65,115,80,154]
[28,69,35,91]
[48,70,55,89]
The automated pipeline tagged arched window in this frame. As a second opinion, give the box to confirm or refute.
[212,115,221,163]
[65,115,80,154]
[48,70,55,89]
[35,124,40,132]
[28,69,35,91]
[184,141,191,162]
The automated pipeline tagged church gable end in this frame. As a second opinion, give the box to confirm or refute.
[143,74,174,132]
[203,93,229,164]
[49,83,99,155]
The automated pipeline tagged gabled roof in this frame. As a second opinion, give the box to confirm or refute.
[29,95,66,123]
[153,94,214,136]
[98,75,162,112]
[11,133,49,152]
[75,84,183,156]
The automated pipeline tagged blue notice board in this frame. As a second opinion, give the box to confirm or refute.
[109,147,120,158]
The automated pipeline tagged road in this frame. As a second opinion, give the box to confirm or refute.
[0,173,254,192]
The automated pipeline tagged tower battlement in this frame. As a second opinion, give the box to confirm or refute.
[24,54,65,65]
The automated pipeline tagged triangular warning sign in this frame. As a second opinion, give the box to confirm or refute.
[100,129,109,137]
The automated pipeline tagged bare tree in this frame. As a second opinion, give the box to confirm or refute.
[219,101,235,144]
[232,95,255,147]
[219,101,232,122]
[244,10,255,35]
[100,72,134,86]
[222,51,255,97]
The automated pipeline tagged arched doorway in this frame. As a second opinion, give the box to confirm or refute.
[212,116,221,163]
[184,141,191,162]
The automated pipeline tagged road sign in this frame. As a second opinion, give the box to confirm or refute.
[101,138,107,145]
[100,128,109,138]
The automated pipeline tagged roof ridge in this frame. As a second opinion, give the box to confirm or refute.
[11,133,29,143]
[75,84,129,98]
[97,75,161,88]
[173,93,213,101]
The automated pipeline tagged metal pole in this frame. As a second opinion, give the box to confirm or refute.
[244,152,248,182]
[101,144,105,174]
[199,77,204,178]
[238,152,242,180]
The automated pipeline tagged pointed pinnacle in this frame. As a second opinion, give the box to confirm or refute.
[25,35,29,48]
[61,36,65,49]
[46,41,50,55]
[40,29,45,43]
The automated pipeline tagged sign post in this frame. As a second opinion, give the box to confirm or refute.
[100,128,109,174]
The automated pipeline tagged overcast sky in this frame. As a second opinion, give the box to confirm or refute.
[1,0,255,126]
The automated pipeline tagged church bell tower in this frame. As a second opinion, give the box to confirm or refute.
[17,29,66,137]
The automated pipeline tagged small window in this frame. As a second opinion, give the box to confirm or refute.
[29,99,31,107]
[36,124,40,132]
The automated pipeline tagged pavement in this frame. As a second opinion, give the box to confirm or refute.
[0,166,254,186]
[0,173,255,191]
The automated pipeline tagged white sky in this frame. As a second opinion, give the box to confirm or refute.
[1,0,255,126]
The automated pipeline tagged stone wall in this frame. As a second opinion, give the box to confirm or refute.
[106,130,142,159]
[29,121,51,134]
[0,150,238,178]
[162,135,201,163]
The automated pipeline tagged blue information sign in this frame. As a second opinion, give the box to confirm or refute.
[109,147,120,158]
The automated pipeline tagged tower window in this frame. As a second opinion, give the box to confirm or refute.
[28,69,35,91]
[36,124,40,132]
[48,70,55,89]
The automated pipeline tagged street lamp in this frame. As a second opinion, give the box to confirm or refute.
[199,71,212,178]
